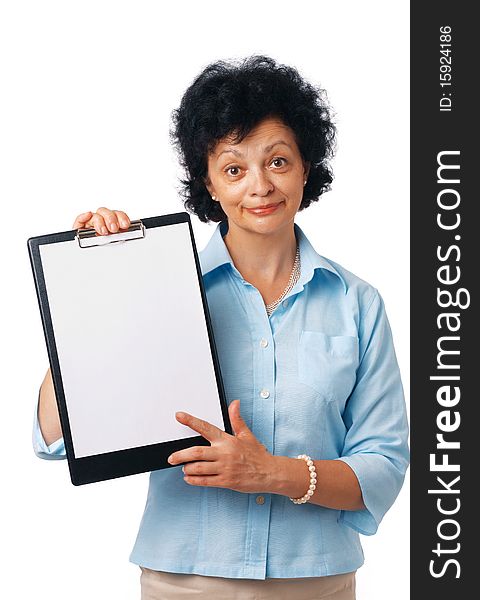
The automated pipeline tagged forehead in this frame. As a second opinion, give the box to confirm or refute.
[213,117,298,155]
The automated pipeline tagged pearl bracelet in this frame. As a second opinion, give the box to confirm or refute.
[289,454,317,504]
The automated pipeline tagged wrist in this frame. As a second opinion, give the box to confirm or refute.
[267,455,312,498]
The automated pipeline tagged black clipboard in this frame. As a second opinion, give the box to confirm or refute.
[28,212,231,485]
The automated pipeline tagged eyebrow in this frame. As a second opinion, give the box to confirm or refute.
[216,140,292,159]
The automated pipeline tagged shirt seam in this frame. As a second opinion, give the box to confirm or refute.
[357,288,379,362]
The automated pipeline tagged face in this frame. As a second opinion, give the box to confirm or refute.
[205,117,310,238]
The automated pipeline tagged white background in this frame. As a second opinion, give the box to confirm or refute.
[0,1,409,598]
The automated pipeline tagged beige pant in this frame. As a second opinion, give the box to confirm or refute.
[140,567,356,599]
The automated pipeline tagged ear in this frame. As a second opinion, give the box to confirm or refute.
[303,161,311,182]
[203,174,216,199]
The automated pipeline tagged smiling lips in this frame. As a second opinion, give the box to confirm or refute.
[245,202,282,215]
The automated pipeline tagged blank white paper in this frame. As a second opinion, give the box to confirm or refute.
[39,222,224,458]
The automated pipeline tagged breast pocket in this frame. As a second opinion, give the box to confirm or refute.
[298,331,359,404]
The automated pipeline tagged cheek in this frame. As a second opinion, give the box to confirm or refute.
[217,183,245,208]
[277,177,304,203]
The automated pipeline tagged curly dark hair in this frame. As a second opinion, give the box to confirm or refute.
[170,55,336,223]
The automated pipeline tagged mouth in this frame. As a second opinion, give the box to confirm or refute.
[245,202,283,215]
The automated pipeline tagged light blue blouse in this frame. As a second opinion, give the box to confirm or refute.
[33,220,409,579]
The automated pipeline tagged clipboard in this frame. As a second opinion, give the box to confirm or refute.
[28,212,232,486]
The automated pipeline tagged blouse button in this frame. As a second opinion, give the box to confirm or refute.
[260,338,268,348]
[256,495,265,505]
[260,389,270,399]
[282,300,289,308]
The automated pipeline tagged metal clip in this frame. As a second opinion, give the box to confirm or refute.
[76,220,145,248]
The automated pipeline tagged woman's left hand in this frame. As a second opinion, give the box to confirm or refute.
[167,400,275,493]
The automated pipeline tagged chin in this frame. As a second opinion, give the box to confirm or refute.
[242,215,293,236]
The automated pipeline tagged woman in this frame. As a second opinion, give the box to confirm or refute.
[34,56,409,599]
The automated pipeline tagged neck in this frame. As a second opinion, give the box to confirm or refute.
[223,220,298,284]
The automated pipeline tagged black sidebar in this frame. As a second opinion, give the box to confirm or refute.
[411,3,476,598]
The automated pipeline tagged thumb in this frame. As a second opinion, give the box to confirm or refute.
[228,400,250,437]
[72,211,93,229]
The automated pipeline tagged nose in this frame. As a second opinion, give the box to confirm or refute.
[248,168,274,197]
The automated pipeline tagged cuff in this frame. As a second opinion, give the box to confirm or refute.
[336,453,406,536]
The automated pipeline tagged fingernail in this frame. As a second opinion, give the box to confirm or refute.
[182,466,185,473]
[167,455,173,464]
[110,222,118,232]
[176,412,185,419]
[101,226,108,235]
[120,219,129,228]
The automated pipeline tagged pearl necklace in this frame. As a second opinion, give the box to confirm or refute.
[265,243,301,316]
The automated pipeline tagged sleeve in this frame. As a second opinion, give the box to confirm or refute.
[32,387,66,460]
[336,289,409,536]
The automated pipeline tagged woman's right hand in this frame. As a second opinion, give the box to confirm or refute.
[72,207,132,235]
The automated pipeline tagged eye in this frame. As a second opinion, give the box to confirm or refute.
[225,165,241,177]
[270,157,287,168]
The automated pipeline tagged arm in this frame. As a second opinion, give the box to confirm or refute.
[268,456,364,510]
[324,290,409,534]
[32,367,66,459]
[38,368,62,445]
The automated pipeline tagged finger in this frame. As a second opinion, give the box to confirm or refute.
[90,212,109,235]
[175,411,224,442]
[72,211,93,229]
[114,210,131,230]
[168,445,215,465]
[96,207,121,233]
[228,400,251,438]
[182,460,219,476]
[183,474,223,488]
